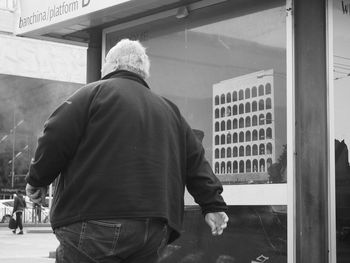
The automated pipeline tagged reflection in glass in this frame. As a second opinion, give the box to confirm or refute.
[105,1,286,186]
[333,0,350,261]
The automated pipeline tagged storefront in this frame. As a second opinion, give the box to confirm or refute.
[13,0,350,262]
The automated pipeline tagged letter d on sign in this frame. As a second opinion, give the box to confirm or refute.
[82,0,90,7]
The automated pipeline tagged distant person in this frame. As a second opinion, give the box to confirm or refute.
[26,39,228,262]
[33,202,42,223]
[12,190,26,235]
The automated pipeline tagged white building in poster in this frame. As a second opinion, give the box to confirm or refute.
[212,69,276,183]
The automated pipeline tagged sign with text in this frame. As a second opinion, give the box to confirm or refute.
[340,0,350,15]
[15,0,130,34]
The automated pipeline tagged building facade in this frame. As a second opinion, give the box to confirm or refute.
[213,69,276,183]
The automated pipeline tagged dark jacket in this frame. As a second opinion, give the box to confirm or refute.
[13,194,26,214]
[26,70,227,242]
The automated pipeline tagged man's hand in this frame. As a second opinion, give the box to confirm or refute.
[205,212,229,236]
[26,184,47,205]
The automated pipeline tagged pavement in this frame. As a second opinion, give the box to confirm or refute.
[0,224,58,263]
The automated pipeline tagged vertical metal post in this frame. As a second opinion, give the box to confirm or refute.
[86,28,102,83]
[294,0,329,262]
[11,110,16,188]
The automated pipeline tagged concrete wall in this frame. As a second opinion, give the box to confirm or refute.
[0,34,86,84]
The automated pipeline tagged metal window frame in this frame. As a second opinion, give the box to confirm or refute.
[326,0,337,262]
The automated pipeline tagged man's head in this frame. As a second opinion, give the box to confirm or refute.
[101,39,150,79]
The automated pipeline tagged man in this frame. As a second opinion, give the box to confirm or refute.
[26,39,228,262]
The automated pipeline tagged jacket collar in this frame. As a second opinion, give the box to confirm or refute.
[102,70,150,89]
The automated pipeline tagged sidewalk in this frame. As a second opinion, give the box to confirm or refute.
[0,225,58,263]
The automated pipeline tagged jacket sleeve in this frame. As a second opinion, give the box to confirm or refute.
[26,86,94,187]
[184,118,228,215]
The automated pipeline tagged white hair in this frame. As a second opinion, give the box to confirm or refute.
[101,39,150,79]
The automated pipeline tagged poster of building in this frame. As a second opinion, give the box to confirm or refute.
[212,69,277,184]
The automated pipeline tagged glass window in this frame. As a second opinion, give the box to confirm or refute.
[233,133,238,143]
[233,161,238,173]
[252,101,258,112]
[239,131,244,142]
[266,83,272,94]
[260,143,265,155]
[221,94,225,104]
[246,130,251,141]
[253,130,258,141]
[221,134,225,145]
[253,159,259,172]
[215,122,219,131]
[239,103,244,114]
[232,105,238,115]
[258,84,264,96]
[104,1,288,260]
[215,149,219,158]
[259,99,265,111]
[239,117,244,128]
[221,107,225,117]
[233,146,238,157]
[233,119,238,129]
[221,161,225,173]
[239,90,244,100]
[227,133,231,144]
[332,1,350,261]
[227,119,232,130]
[245,116,251,127]
[215,108,219,118]
[245,102,251,113]
[215,135,219,145]
[221,148,225,158]
[253,144,258,155]
[260,159,266,172]
[252,86,257,97]
[239,146,244,156]
[245,88,251,99]
[267,127,273,139]
[232,91,237,102]
[226,92,231,103]
[227,162,231,173]
[259,114,265,125]
[215,95,220,105]
[246,160,252,172]
[221,121,225,131]
[252,115,258,126]
[226,106,231,117]
[239,160,244,173]
[259,128,265,140]
[227,147,232,157]
[246,145,252,156]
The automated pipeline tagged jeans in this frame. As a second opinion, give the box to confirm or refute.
[15,212,23,230]
[54,218,170,263]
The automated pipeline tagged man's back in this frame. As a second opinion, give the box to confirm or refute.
[28,70,224,242]
[26,39,227,262]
